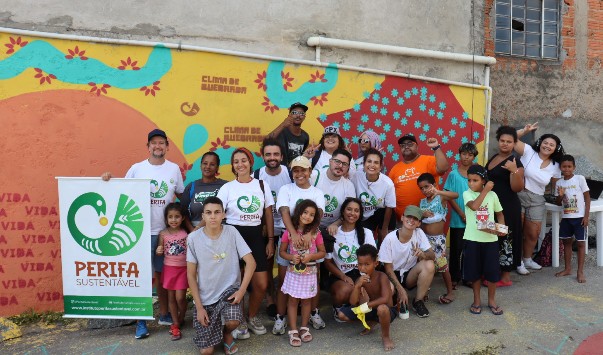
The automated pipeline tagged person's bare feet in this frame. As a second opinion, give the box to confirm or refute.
[555,269,571,277]
[383,336,395,351]
[577,271,586,283]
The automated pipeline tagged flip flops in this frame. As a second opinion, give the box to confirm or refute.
[470,304,482,314]
[488,304,504,315]
[438,294,454,305]
[223,341,238,354]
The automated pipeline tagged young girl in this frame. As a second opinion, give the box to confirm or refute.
[156,202,189,340]
[463,165,506,316]
[280,199,326,347]
[417,173,459,305]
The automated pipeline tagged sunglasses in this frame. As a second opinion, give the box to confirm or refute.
[360,138,370,144]
[290,111,306,116]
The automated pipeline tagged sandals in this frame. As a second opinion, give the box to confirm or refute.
[299,327,313,342]
[470,304,482,314]
[223,341,238,354]
[288,330,301,347]
[438,294,454,305]
[488,304,504,315]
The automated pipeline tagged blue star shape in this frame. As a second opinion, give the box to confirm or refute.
[454,153,460,161]
[374,119,382,127]
[382,97,390,105]
[343,138,350,145]
[401,118,408,126]
[319,113,327,122]
[423,123,430,132]
[397,98,405,105]
[361,114,369,123]
[380,107,388,116]
[372,93,380,101]
[451,117,458,125]
[459,121,467,129]
[353,103,361,112]
[374,82,382,90]
[387,144,394,153]
[419,103,427,112]
[414,120,422,128]
[392,153,399,161]
[420,87,428,95]
[379,133,386,140]
[363,91,370,99]
[411,87,419,95]
[461,137,469,143]
[404,90,411,99]
[393,111,401,119]
[406,108,413,117]
[441,136,449,144]
[451,162,458,170]
[446,150,453,158]
[473,131,480,139]
[429,94,436,103]
[352,136,359,144]
[343,111,351,120]
[439,102,447,110]
[419,133,427,141]
[383,123,391,132]
[342,122,351,131]
[462,112,470,119]
[449,129,456,137]
[333,122,340,128]
[428,108,435,117]
[420,93,427,101]
[395,129,402,137]
[436,128,444,136]
[391,89,399,97]
[436,111,444,120]
[358,124,365,132]
[371,105,378,113]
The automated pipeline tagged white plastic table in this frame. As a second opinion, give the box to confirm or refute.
[541,199,603,267]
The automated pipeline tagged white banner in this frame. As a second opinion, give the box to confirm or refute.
[57,177,153,319]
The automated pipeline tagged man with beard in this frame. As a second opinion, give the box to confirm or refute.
[268,102,310,165]
[388,135,449,222]
[252,137,292,335]
[101,129,185,339]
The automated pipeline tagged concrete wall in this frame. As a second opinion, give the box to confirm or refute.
[0,0,487,85]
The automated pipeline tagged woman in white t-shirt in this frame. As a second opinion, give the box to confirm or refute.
[217,147,274,336]
[324,197,376,313]
[514,122,564,274]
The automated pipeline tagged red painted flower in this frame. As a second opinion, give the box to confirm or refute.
[140,81,161,96]
[261,96,279,113]
[281,71,294,91]
[310,93,329,106]
[4,36,28,54]
[118,57,141,70]
[88,82,111,96]
[65,46,88,60]
[33,68,56,85]
[254,71,267,91]
[209,137,231,152]
[179,162,193,180]
[309,70,327,83]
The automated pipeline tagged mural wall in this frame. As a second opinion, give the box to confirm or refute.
[0,31,487,315]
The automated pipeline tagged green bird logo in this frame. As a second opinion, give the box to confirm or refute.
[324,194,338,213]
[359,192,378,207]
[150,179,168,198]
[237,195,261,213]
[67,192,144,256]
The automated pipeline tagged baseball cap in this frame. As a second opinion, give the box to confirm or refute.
[467,164,488,180]
[148,129,167,142]
[404,205,423,220]
[397,134,417,145]
[289,102,308,112]
[290,156,311,169]
[323,126,341,136]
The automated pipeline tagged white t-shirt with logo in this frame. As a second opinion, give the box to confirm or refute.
[255,166,292,234]
[125,159,184,235]
[217,179,274,226]
[520,144,561,195]
[351,172,396,219]
[311,168,356,227]
[326,227,376,274]
[276,183,326,229]
[378,228,431,274]
[555,175,589,218]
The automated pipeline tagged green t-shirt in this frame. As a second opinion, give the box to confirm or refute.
[462,190,503,243]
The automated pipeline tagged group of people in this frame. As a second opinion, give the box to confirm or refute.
[100,102,591,354]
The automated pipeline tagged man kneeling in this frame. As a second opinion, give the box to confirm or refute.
[337,244,398,351]
[187,197,256,354]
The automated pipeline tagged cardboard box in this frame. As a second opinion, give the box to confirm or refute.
[477,220,508,235]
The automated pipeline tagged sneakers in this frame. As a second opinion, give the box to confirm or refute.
[412,299,430,318]
[332,306,345,323]
[248,316,267,335]
[158,313,173,325]
[135,320,149,339]
[170,325,181,341]
[517,261,530,275]
[309,309,326,329]
[272,314,286,335]
[524,258,542,270]
[232,323,251,340]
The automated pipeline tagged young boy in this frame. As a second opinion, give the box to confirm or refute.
[463,165,506,316]
[554,155,590,283]
[187,197,256,355]
[417,173,459,304]
[337,244,398,352]
[443,142,477,287]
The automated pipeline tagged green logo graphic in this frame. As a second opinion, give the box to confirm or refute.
[337,243,358,263]
[324,194,338,213]
[237,195,261,213]
[150,179,168,198]
[67,192,144,256]
[359,192,378,207]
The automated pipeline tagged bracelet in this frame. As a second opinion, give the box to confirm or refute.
[431,145,441,151]
[511,170,519,175]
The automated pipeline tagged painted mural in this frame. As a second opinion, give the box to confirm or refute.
[0,31,487,315]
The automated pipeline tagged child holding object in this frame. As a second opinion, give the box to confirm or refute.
[337,244,398,352]
[463,165,506,316]
[555,155,590,283]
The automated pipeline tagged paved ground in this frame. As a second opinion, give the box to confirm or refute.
[3,253,603,355]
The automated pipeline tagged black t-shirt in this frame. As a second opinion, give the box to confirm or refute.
[276,128,309,165]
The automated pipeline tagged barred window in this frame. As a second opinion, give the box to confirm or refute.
[494,0,560,59]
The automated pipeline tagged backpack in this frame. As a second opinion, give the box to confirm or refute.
[534,228,564,267]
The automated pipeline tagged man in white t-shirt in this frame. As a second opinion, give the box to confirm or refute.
[102,128,184,339]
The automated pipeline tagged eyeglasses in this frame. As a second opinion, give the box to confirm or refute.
[360,139,370,144]
[330,158,350,167]
[399,142,416,148]
[290,111,306,116]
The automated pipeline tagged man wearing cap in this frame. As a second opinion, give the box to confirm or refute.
[101,128,185,339]
[388,135,449,221]
[268,102,310,166]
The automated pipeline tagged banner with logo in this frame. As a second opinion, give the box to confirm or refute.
[57,177,153,319]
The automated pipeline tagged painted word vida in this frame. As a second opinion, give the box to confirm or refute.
[75,261,140,278]
[25,206,58,216]
[0,193,31,202]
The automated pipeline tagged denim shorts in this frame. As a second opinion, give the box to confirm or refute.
[560,218,586,241]
[151,234,164,273]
